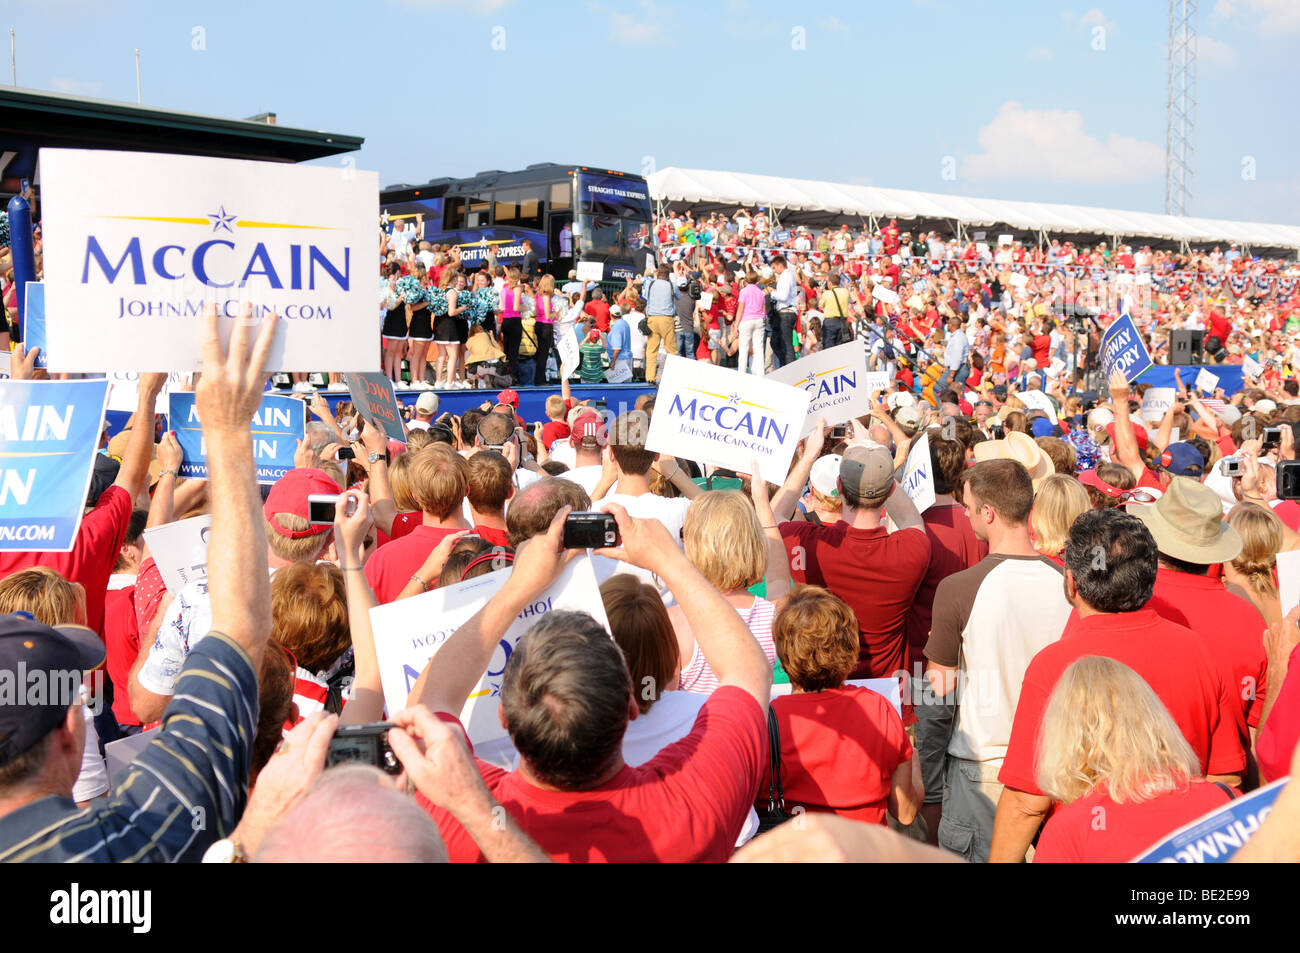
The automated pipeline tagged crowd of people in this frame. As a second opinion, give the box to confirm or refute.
[2,278,1300,863]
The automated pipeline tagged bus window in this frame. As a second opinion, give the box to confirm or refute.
[516,186,544,230]
[550,181,571,212]
[443,196,466,230]
[467,193,492,228]
[494,188,518,225]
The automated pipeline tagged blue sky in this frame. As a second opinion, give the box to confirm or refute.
[11,0,1300,224]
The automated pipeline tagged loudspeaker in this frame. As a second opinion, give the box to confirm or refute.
[1170,329,1204,366]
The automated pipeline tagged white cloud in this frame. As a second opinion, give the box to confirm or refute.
[1077,8,1116,33]
[1195,35,1237,65]
[1028,46,1054,61]
[50,77,104,97]
[1214,0,1300,33]
[592,0,665,44]
[961,101,1164,185]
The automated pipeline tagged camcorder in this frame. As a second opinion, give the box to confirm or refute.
[327,723,401,775]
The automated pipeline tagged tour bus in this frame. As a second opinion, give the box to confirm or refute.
[379,164,652,282]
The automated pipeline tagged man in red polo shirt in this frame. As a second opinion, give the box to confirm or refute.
[365,444,471,601]
[584,290,612,334]
[0,366,165,637]
[408,504,770,862]
[989,509,1247,862]
[1137,477,1267,740]
[775,428,930,680]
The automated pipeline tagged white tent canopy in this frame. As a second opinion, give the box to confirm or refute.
[646,167,1300,251]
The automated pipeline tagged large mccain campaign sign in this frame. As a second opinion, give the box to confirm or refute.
[369,556,610,747]
[0,379,110,552]
[169,392,304,485]
[646,356,810,480]
[767,341,870,438]
[40,149,379,373]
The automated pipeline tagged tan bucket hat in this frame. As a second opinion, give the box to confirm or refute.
[1126,475,1241,564]
[972,430,1054,490]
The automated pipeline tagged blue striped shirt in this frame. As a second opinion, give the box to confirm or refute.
[0,633,257,863]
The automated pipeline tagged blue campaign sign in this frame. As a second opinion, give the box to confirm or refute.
[170,392,305,485]
[1132,777,1287,863]
[1099,314,1152,383]
[22,281,47,369]
[0,378,110,552]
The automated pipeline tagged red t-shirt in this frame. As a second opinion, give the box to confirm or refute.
[1031,334,1052,367]
[103,585,142,727]
[365,524,464,603]
[0,484,131,635]
[1271,500,1300,533]
[584,300,611,333]
[541,420,570,451]
[421,687,765,862]
[374,511,421,549]
[999,608,1247,795]
[1207,311,1230,344]
[1034,782,1232,863]
[1146,568,1267,728]
[1257,642,1300,783]
[903,504,988,671]
[780,522,931,679]
[762,685,911,824]
[472,524,509,547]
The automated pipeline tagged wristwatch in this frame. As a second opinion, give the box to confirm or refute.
[202,838,248,864]
[368,451,385,465]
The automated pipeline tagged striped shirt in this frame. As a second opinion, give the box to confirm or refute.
[0,633,257,863]
[678,597,777,695]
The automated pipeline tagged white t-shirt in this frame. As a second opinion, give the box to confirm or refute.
[73,686,108,803]
[557,464,605,498]
[598,492,691,601]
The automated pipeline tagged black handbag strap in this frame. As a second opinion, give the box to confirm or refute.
[764,705,786,815]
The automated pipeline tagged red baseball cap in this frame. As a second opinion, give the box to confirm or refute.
[1106,420,1149,453]
[264,468,340,539]
[569,412,606,449]
[496,389,520,408]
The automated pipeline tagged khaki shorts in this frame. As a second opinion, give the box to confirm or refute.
[938,757,1004,863]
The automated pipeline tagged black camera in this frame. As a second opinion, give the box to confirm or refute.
[327,723,401,775]
[562,511,620,549]
[1262,427,1283,452]
[1278,461,1300,501]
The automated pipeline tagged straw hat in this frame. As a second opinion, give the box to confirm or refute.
[972,431,1054,489]
[1126,476,1241,564]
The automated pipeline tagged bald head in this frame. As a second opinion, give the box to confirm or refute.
[506,478,591,547]
[254,765,447,863]
[868,424,892,449]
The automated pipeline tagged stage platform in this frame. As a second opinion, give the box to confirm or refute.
[285,381,660,424]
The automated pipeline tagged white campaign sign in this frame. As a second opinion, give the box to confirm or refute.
[1277,549,1300,619]
[575,260,604,282]
[1195,368,1220,394]
[1016,388,1056,418]
[141,514,212,595]
[41,148,379,373]
[697,292,714,310]
[106,371,191,414]
[863,370,891,396]
[646,355,810,481]
[1140,387,1176,423]
[1242,354,1264,379]
[901,431,936,512]
[873,285,900,305]
[369,556,610,746]
[768,341,871,437]
[557,327,580,379]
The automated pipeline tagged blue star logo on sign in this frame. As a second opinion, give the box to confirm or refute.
[207,205,237,233]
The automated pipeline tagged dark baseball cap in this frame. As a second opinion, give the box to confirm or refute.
[1157,442,1205,478]
[839,443,895,500]
[0,614,105,766]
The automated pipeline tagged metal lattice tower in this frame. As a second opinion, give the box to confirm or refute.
[1165,0,1197,216]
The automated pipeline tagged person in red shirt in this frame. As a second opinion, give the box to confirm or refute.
[1257,607,1300,783]
[539,394,572,451]
[583,290,611,333]
[990,509,1247,862]
[765,586,920,825]
[0,366,165,637]
[1032,656,1233,863]
[365,444,471,602]
[903,433,988,671]
[775,430,930,680]
[1135,478,1268,743]
[465,451,512,548]
[408,503,771,862]
[1030,318,1052,368]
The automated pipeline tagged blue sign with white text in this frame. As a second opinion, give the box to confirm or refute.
[0,379,110,552]
[170,392,305,485]
[1133,778,1286,862]
[22,281,47,369]
[1099,313,1152,383]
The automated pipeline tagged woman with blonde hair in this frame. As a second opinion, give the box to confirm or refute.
[1033,656,1232,863]
[1224,502,1284,623]
[668,490,786,693]
[532,273,558,385]
[1031,474,1091,563]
